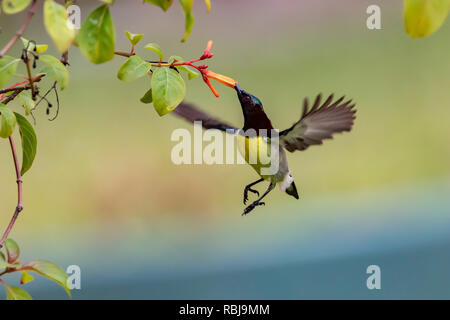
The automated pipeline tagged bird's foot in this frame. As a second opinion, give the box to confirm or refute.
[243,187,260,205]
[242,201,265,216]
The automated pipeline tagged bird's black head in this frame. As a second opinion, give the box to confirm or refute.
[234,84,273,131]
[235,84,264,113]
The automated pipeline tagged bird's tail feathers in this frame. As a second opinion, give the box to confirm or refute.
[285,181,299,199]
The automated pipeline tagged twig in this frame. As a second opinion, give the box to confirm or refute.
[0,80,30,100]
[114,50,135,58]
[0,89,24,105]
[49,84,60,121]
[0,137,23,249]
[60,51,69,66]
[0,85,30,95]
[0,0,38,58]
[24,57,36,100]
[31,81,56,112]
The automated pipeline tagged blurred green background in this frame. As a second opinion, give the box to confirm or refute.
[1,0,450,299]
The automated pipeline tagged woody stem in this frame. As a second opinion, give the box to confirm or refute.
[0,137,23,249]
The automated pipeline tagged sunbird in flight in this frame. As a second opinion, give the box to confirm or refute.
[173,84,356,215]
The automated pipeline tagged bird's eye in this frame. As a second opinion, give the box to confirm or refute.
[244,96,251,103]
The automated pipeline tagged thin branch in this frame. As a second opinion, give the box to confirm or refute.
[0,137,23,249]
[24,57,36,100]
[0,80,30,100]
[60,51,69,66]
[114,50,135,58]
[0,0,38,58]
[0,89,24,105]
[30,81,56,112]
[0,85,30,95]
[49,84,60,121]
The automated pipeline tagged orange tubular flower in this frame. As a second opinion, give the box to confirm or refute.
[202,75,220,97]
[205,40,213,52]
[188,40,237,98]
[205,70,237,88]
[200,40,214,60]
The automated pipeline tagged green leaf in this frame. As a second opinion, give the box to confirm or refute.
[17,91,34,115]
[204,0,211,12]
[151,67,186,116]
[20,271,34,285]
[39,55,69,90]
[0,260,19,269]
[0,56,20,87]
[21,37,33,49]
[178,65,199,80]
[0,242,21,269]
[24,260,71,297]
[3,283,32,300]
[4,239,20,263]
[0,104,17,138]
[168,55,183,64]
[14,113,37,175]
[168,56,199,80]
[404,0,450,38]
[44,0,76,53]
[64,0,74,8]
[143,0,173,11]
[0,251,19,269]
[78,4,115,64]
[179,0,194,42]
[185,66,200,80]
[21,37,49,54]
[35,45,49,54]
[125,31,144,45]
[144,43,163,60]
[140,88,153,104]
[117,55,151,82]
[2,0,31,14]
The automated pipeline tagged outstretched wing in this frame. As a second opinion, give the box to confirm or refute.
[280,94,356,152]
[172,102,238,132]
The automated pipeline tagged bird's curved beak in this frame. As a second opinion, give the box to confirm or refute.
[234,84,244,99]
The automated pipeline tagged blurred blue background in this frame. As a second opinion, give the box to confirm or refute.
[0,0,450,299]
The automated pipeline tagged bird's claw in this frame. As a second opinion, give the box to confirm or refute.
[243,187,260,205]
[242,201,265,216]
